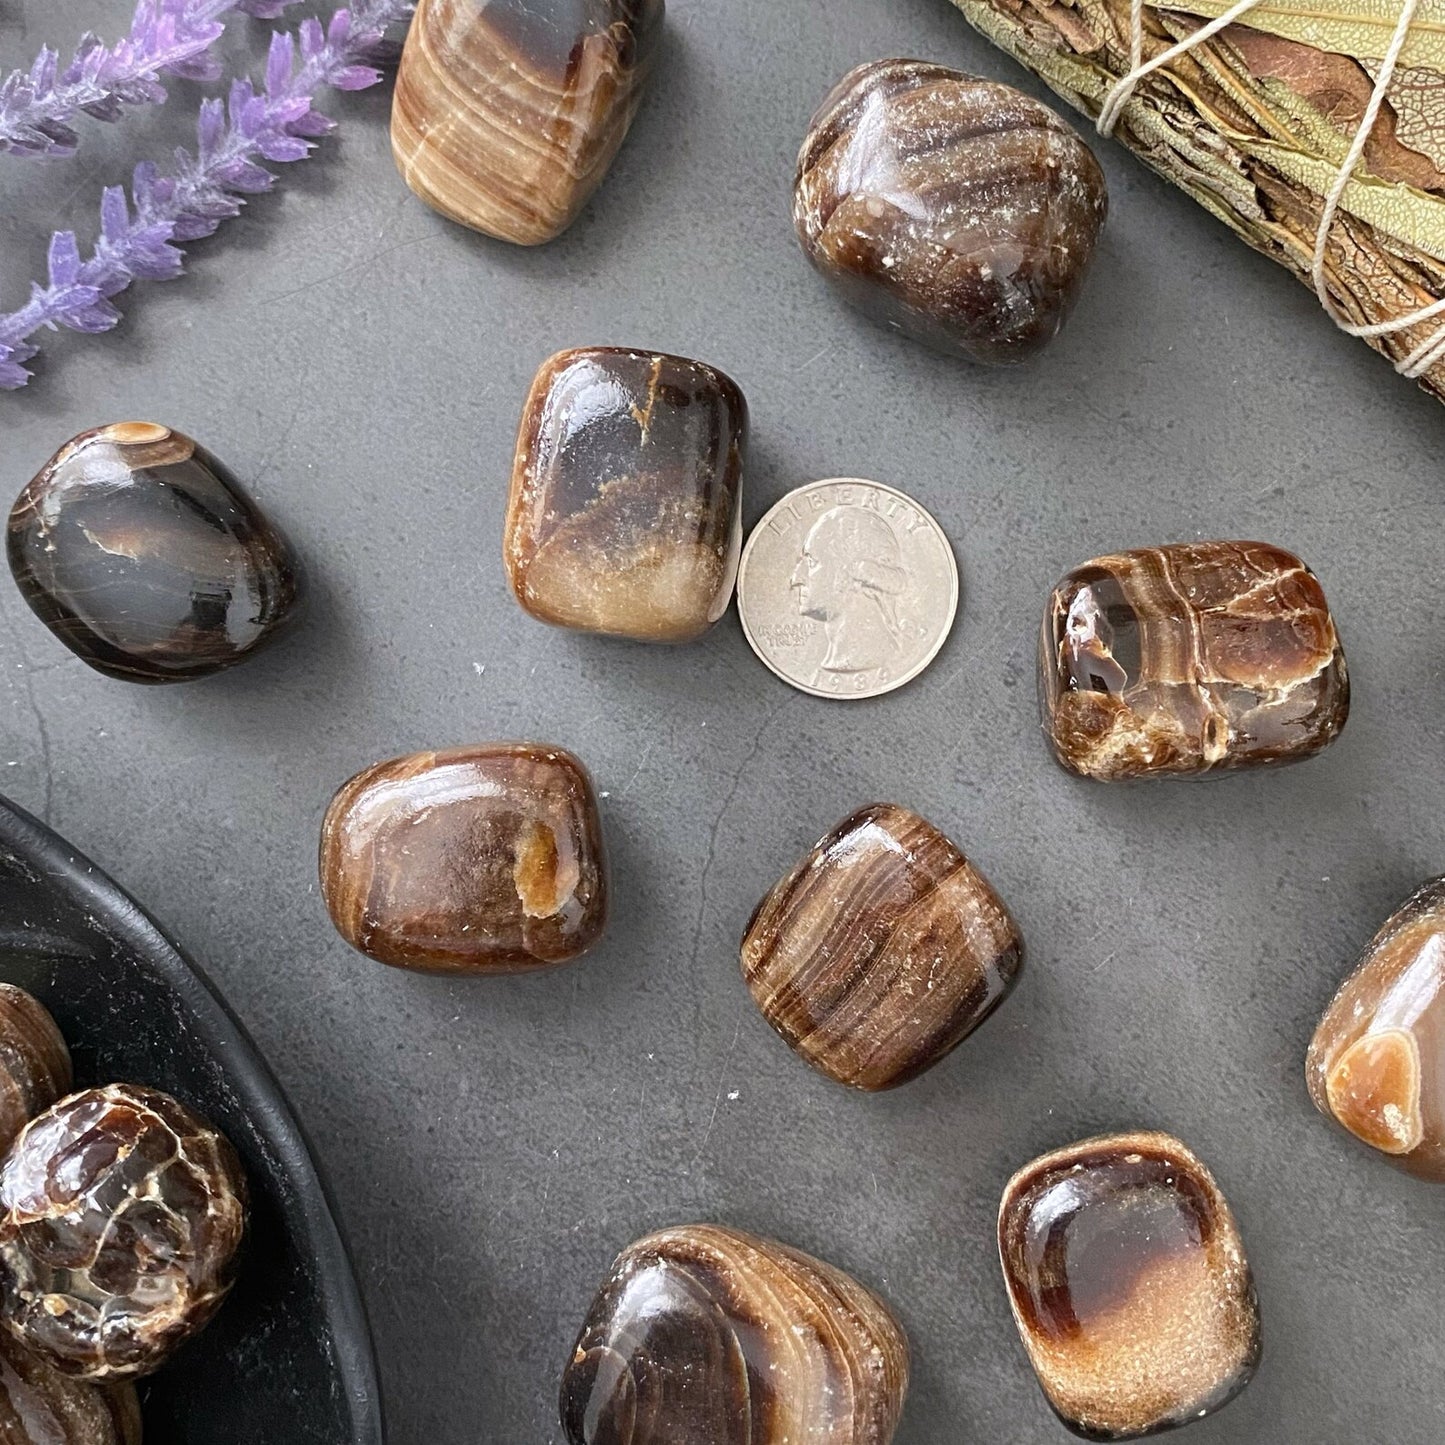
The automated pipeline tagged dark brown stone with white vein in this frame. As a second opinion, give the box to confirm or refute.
[741,804,1023,1090]
[0,1084,247,1380]
[1040,541,1349,781]
[793,60,1107,363]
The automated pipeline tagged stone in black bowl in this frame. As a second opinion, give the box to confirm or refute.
[0,794,383,1445]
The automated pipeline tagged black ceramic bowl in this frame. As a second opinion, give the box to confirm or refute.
[0,794,383,1445]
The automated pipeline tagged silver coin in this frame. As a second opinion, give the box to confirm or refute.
[737,479,959,700]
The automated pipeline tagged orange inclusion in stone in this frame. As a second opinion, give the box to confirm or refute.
[1326,1029,1424,1155]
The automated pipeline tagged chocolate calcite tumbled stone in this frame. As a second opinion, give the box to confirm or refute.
[0,1332,141,1445]
[320,744,608,972]
[391,0,664,245]
[793,60,1107,364]
[560,1224,909,1445]
[1308,877,1445,1180]
[0,984,71,1154]
[0,1084,248,1381]
[1040,541,1349,781]
[506,348,747,642]
[742,804,1023,1091]
[999,1132,1261,1440]
[8,422,302,683]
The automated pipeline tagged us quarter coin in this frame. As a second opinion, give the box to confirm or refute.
[737,478,959,700]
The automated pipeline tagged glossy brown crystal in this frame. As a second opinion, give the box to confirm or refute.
[0,1332,141,1445]
[391,0,665,245]
[1040,541,1349,781]
[741,803,1023,1091]
[560,1224,909,1445]
[320,743,608,972]
[793,60,1107,364]
[999,1132,1260,1441]
[0,985,71,1153]
[1308,877,1445,1180]
[506,348,747,642]
[8,423,303,684]
[0,1084,247,1381]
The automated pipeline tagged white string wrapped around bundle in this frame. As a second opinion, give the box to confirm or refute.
[1098,0,1445,377]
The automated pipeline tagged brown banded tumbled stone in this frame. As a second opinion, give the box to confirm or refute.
[505,348,747,642]
[0,984,70,1153]
[793,60,1107,364]
[8,423,303,683]
[391,0,664,245]
[1308,877,1445,1181]
[1040,541,1349,781]
[999,1132,1260,1440]
[0,1331,141,1444]
[741,803,1023,1091]
[559,1224,909,1445]
[319,743,608,972]
[0,1084,247,1381]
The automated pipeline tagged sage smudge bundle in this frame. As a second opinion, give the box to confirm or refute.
[948,0,1445,402]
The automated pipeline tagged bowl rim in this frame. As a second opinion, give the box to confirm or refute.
[0,792,386,1445]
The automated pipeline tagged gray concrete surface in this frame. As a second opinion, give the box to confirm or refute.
[1,0,1443,1440]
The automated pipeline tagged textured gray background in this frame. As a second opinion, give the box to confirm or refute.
[2,0,1444,1441]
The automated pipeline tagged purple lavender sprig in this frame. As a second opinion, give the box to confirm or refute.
[1,0,305,159]
[0,0,413,389]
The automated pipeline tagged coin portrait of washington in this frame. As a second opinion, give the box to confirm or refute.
[738,479,959,699]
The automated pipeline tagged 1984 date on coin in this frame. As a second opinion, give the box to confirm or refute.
[737,479,959,700]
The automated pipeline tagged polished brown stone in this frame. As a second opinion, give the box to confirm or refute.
[0,1084,247,1381]
[999,1132,1260,1440]
[1040,541,1349,781]
[320,744,608,972]
[1308,877,1445,1180]
[793,60,1107,364]
[559,1224,909,1444]
[506,348,747,642]
[0,984,70,1153]
[8,422,303,684]
[0,1331,140,1444]
[392,0,664,245]
[741,803,1023,1091]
